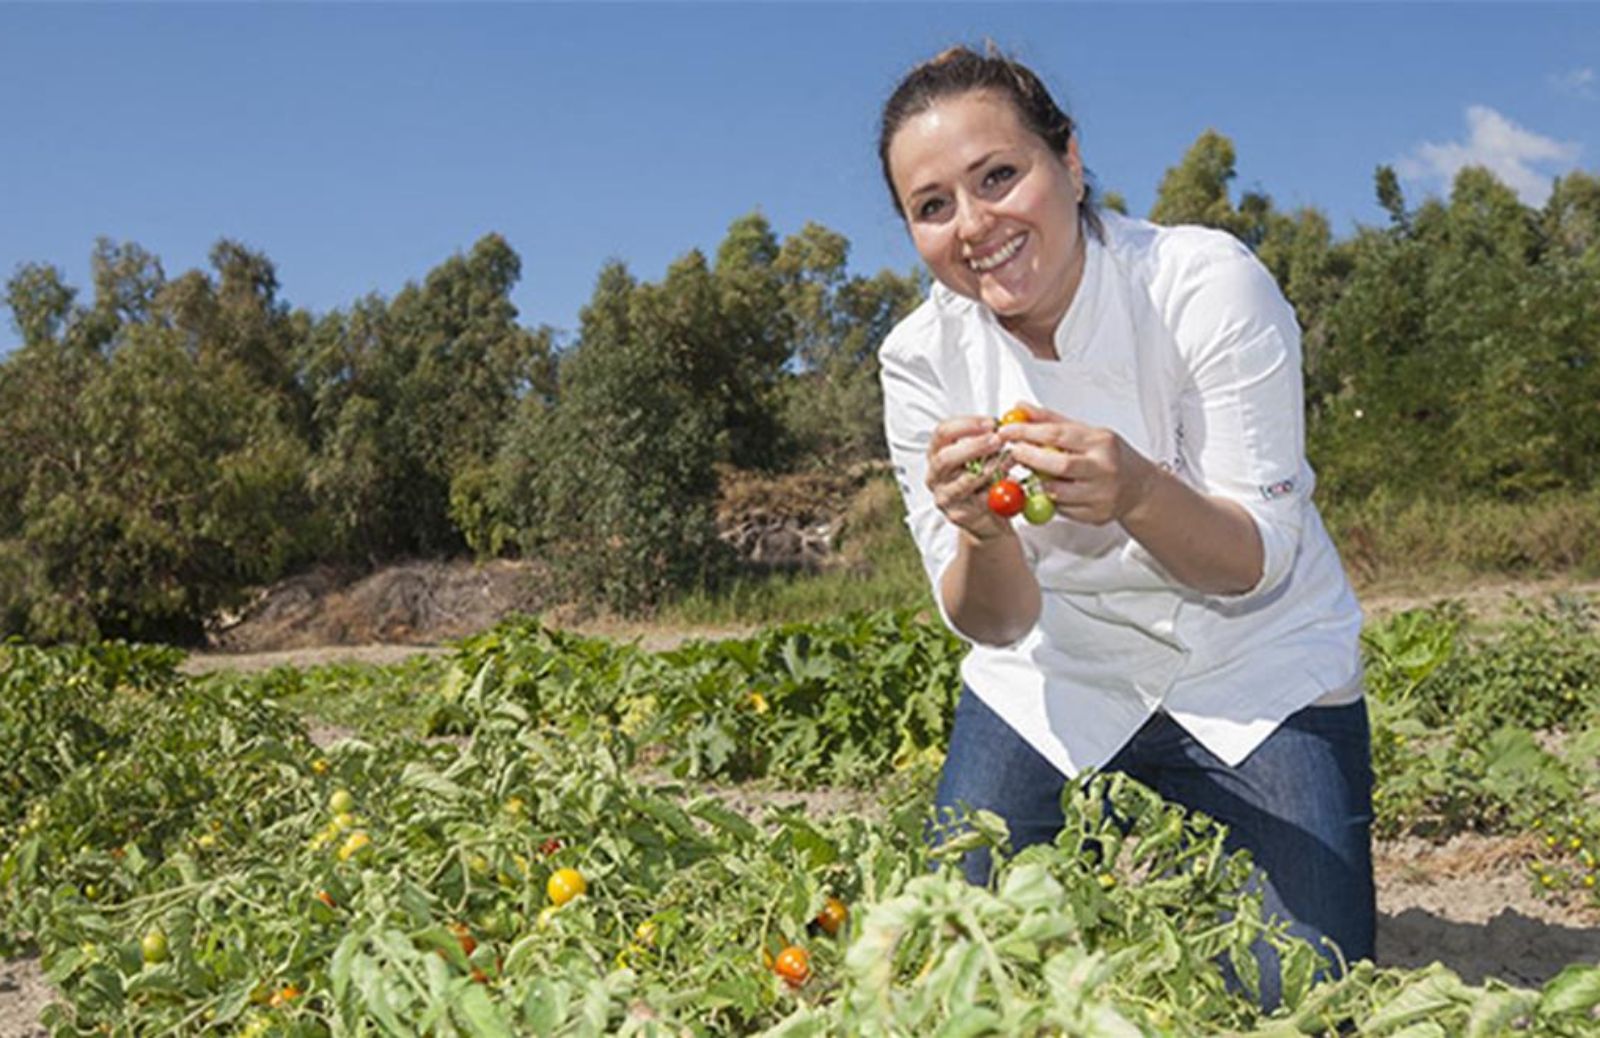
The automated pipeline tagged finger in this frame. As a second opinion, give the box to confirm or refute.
[1004,401,1067,424]
[931,449,1008,506]
[1004,441,1082,479]
[1042,485,1116,526]
[995,418,1092,452]
[931,415,999,450]
[932,430,1003,479]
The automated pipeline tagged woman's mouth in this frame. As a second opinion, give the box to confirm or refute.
[967,233,1027,273]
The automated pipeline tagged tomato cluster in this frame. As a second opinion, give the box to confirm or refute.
[979,407,1055,526]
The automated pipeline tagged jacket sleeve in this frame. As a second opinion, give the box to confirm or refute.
[878,319,972,639]
[1166,242,1312,603]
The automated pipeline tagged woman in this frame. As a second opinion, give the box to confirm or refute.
[876,45,1373,1007]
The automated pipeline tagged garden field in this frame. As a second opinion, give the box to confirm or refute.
[5,595,1600,1035]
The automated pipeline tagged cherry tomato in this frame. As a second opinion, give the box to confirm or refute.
[1023,492,1056,525]
[315,890,337,910]
[547,867,587,906]
[337,830,372,862]
[448,922,478,958]
[140,929,169,965]
[998,407,1030,427]
[328,789,355,815]
[269,983,301,1008]
[539,838,563,857]
[774,945,810,988]
[987,479,1025,518]
[815,897,848,937]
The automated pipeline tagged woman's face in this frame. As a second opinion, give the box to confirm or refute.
[887,90,1085,351]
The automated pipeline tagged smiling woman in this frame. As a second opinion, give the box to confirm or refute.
[882,70,1089,359]
[874,43,1373,1011]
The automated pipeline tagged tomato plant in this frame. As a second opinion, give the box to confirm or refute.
[9,606,1600,1035]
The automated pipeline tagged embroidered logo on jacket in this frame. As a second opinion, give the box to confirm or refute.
[1259,478,1295,500]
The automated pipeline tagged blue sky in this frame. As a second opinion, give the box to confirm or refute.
[2,2,1596,350]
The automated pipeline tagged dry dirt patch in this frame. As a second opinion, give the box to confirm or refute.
[1374,833,1600,986]
[0,955,50,1038]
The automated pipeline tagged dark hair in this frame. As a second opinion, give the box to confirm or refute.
[878,44,1103,239]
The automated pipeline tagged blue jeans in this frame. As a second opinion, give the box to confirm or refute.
[932,687,1375,1009]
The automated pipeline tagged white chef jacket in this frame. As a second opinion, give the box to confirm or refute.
[879,210,1364,777]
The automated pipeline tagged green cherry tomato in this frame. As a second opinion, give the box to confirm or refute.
[141,929,170,965]
[987,479,1025,518]
[1023,492,1056,525]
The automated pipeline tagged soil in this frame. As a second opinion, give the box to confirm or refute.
[7,571,1600,1034]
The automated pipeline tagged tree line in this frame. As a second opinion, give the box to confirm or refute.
[2,131,1597,641]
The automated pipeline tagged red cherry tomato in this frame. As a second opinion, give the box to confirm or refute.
[987,479,1025,518]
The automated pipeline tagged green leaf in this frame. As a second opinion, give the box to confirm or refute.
[688,797,759,843]
[1539,964,1600,1015]
[352,951,410,1036]
[1463,988,1537,1037]
[400,762,468,801]
[1360,967,1469,1033]
[455,982,514,1037]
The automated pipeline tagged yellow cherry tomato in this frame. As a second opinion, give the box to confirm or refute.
[547,867,587,906]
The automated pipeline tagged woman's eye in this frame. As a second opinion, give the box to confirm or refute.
[916,197,947,219]
[983,165,1017,189]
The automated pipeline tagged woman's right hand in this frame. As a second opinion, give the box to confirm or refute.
[926,416,1012,542]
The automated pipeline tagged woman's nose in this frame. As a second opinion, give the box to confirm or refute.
[956,197,994,242]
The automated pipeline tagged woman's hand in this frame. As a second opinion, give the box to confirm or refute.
[925,415,1013,542]
[994,404,1159,525]
[995,402,1264,594]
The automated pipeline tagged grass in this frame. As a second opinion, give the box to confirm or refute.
[1324,488,1600,592]
[659,474,932,628]
[662,479,1600,630]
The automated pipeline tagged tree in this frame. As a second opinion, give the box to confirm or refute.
[17,322,310,641]
[1375,165,1408,229]
[774,223,923,466]
[1542,170,1600,258]
[298,234,556,559]
[712,212,792,469]
[1149,130,1248,235]
[505,259,728,613]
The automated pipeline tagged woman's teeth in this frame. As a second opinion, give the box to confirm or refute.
[969,235,1025,272]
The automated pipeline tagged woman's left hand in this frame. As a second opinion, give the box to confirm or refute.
[995,404,1159,526]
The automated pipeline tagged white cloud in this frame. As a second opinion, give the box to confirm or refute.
[1396,105,1581,207]
[1549,67,1597,100]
